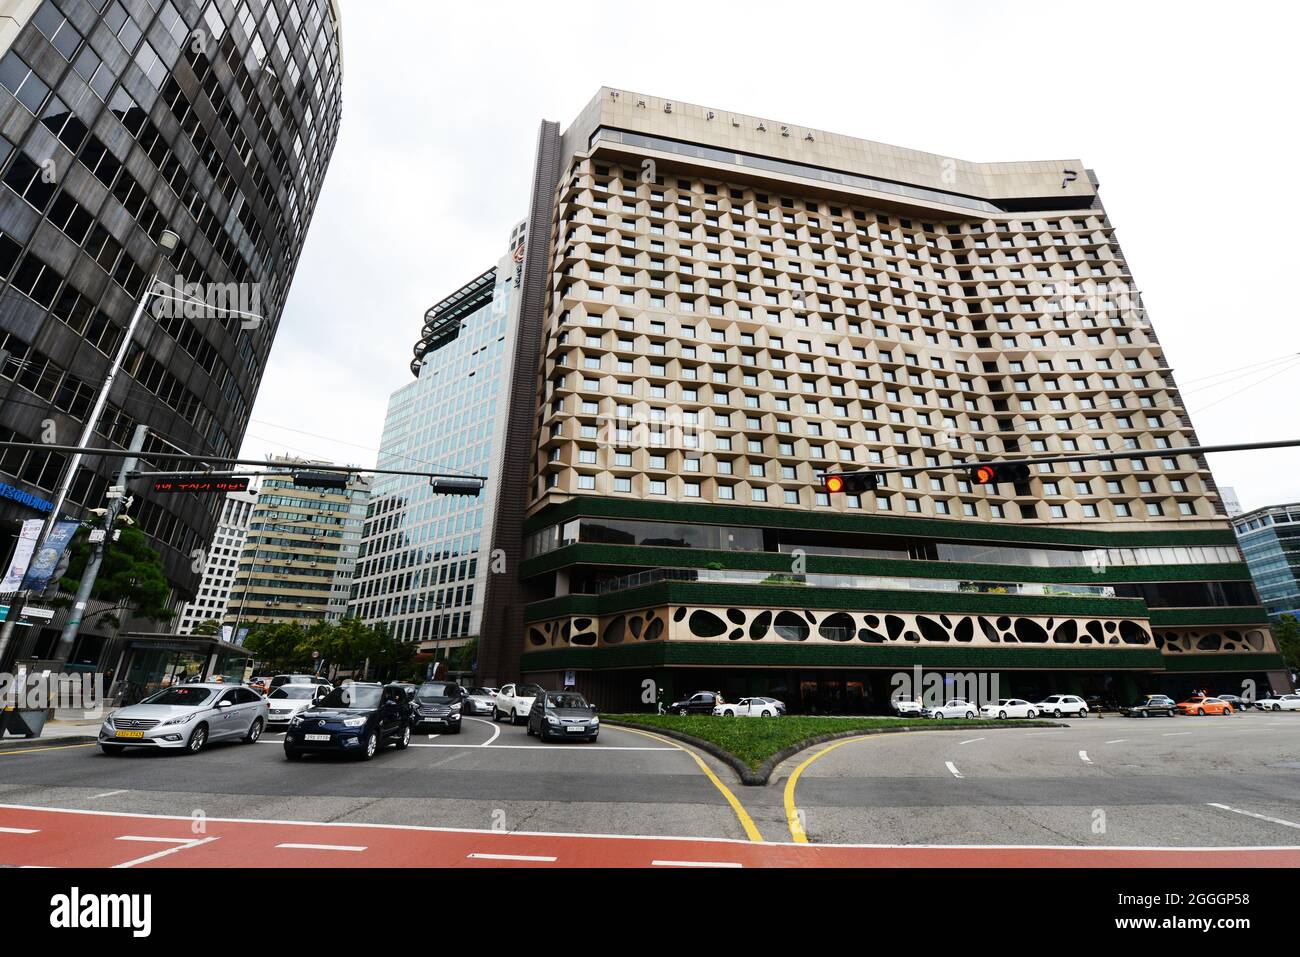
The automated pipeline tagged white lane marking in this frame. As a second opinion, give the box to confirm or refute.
[113,836,216,868]
[465,716,500,747]
[1163,732,1192,737]
[1079,750,1092,764]
[408,744,674,751]
[1104,739,1127,745]
[945,761,963,779]
[92,790,128,799]
[1207,803,1300,831]
[651,859,743,868]
[427,734,440,741]
[6,802,1300,853]
[958,737,985,745]
[115,835,194,844]
[0,827,38,834]
[276,843,367,852]
[467,852,556,862]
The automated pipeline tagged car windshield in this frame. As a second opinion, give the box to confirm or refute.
[315,686,382,709]
[519,684,544,697]
[416,682,459,701]
[547,693,588,709]
[469,688,493,696]
[270,686,316,700]
[142,687,214,707]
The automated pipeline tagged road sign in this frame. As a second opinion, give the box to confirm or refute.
[152,477,251,494]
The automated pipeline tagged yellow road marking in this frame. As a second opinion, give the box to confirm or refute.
[784,729,953,843]
[0,743,97,757]
[614,725,764,843]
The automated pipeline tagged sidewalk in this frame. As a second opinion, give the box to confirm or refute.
[0,716,101,749]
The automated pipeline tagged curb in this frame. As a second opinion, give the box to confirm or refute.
[0,734,98,751]
[603,718,1062,787]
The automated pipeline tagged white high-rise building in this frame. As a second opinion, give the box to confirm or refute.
[175,483,259,635]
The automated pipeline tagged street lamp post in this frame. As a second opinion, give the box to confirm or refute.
[0,230,179,666]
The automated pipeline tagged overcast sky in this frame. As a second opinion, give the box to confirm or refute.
[239,0,1300,514]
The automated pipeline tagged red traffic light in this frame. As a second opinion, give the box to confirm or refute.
[968,462,1032,486]
[972,465,997,486]
[824,474,846,494]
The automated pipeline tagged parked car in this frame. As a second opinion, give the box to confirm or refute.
[527,691,600,742]
[283,683,412,760]
[1034,694,1090,718]
[265,684,326,726]
[463,687,498,715]
[1254,693,1300,712]
[979,699,1038,719]
[923,699,977,719]
[493,683,544,725]
[1214,694,1247,710]
[669,691,724,715]
[99,684,268,755]
[1119,695,1177,718]
[1176,696,1233,716]
[715,696,786,717]
[890,698,924,717]
[410,681,466,734]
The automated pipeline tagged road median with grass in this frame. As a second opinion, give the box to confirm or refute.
[603,714,1060,785]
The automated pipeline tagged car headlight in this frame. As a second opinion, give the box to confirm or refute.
[591,717,599,726]
[450,702,462,712]
[546,715,560,725]
[161,712,198,726]
[290,715,304,727]
[343,717,367,727]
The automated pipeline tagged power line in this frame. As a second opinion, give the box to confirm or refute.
[1189,357,1300,416]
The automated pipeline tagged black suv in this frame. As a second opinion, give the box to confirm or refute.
[284,683,412,760]
[410,681,466,734]
[1119,695,1177,718]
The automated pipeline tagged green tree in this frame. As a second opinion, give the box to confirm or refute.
[244,622,310,672]
[59,526,172,624]
[191,618,221,637]
[1274,614,1300,670]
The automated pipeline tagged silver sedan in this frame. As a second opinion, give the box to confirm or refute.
[98,683,269,755]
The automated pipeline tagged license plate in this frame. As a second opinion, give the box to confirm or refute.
[304,733,331,742]
[566,726,585,733]
[114,730,145,739]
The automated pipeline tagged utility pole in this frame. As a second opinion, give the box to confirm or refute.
[0,230,178,662]
[52,424,149,663]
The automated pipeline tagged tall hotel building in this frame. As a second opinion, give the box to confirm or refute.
[0,0,343,607]
[349,227,524,657]
[478,88,1286,711]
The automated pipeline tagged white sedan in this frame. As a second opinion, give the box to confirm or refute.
[979,698,1039,719]
[265,684,325,726]
[890,698,925,717]
[1254,693,1300,712]
[715,696,786,717]
[1034,694,1089,718]
[924,699,977,719]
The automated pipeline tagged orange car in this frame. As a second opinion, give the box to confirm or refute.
[1176,695,1233,716]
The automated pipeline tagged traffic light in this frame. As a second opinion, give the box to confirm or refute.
[968,462,1031,487]
[822,471,883,495]
[429,477,482,497]
[293,470,351,490]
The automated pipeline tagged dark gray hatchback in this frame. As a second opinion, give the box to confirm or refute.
[527,692,600,743]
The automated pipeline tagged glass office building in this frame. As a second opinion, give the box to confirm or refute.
[349,228,524,658]
[0,0,343,600]
[1233,503,1300,620]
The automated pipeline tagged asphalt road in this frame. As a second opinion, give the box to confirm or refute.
[0,716,751,841]
[1,710,1297,866]
[770,710,1300,847]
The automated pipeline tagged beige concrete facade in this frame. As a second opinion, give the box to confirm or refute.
[526,88,1226,532]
